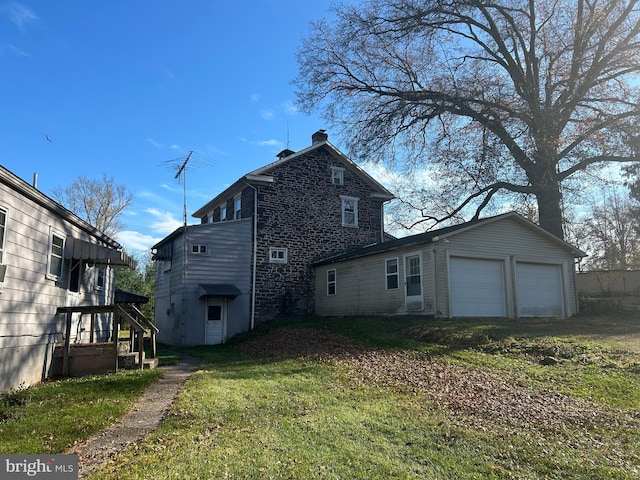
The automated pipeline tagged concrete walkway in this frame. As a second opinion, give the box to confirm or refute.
[69,355,201,478]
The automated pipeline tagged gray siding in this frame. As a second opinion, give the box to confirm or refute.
[315,216,579,318]
[0,171,118,391]
[154,219,252,346]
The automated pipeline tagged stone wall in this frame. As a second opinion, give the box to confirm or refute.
[252,146,385,321]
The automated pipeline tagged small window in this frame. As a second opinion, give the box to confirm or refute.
[47,230,65,279]
[341,196,359,227]
[208,305,222,321]
[386,258,399,289]
[191,244,208,255]
[234,195,242,220]
[0,207,6,264]
[95,266,106,290]
[69,258,82,293]
[269,247,288,264]
[331,166,344,185]
[220,204,227,221]
[327,269,336,295]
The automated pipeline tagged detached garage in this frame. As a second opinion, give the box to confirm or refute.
[314,212,585,319]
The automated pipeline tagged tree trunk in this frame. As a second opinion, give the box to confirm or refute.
[536,184,565,240]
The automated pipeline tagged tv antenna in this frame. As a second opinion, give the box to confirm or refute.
[162,151,215,227]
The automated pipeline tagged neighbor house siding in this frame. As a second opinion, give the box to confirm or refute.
[0,168,118,391]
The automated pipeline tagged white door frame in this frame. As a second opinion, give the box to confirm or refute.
[404,252,424,311]
[205,297,227,345]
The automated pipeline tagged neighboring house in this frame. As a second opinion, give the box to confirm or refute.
[314,212,586,318]
[0,165,133,391]
[152,130,395,345]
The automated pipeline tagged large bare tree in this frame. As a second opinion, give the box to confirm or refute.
[295,0,640,239]
[52,173,133,237]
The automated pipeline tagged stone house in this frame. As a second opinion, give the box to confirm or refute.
[152,130,395,345]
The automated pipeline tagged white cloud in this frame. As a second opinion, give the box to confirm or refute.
[260,109,274,120]
[282,99,298,115]
[2,3,38,31]
[169,144,181,150]
[250,93,260,102]
[257,139,282,148]
[146,137,163,148]
[146,207,183,234]
[115,230,161,254]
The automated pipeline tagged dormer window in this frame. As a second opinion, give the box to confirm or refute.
[331,166,344,185]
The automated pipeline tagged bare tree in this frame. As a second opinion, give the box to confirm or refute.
[52,174,133,237]
[295,0,640,239]
[578,186,640,270]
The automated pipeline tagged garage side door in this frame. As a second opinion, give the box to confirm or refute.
[516,263,564,317]
[449,257,506,317]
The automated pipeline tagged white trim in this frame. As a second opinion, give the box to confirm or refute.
[46,227,66,281]
[385,257,399,290]
[327,269,336,295]
[340,196,359,227]
[269,247,288,264]
[403,252,424,311]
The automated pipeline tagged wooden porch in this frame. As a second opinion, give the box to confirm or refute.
[54,303,159,377]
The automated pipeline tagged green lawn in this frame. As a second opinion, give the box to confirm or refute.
[3,315,640,479]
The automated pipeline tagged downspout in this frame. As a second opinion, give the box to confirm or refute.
[244,181,258,331]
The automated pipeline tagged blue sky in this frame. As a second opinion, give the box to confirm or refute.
[0,1,364,261]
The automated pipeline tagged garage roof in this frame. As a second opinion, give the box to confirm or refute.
[314,212,586,266]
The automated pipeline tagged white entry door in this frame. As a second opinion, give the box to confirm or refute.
[404,253,424,311]
[450,257,506,317]
[205,298,226,345]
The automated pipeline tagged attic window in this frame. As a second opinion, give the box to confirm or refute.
[331,166,344,185]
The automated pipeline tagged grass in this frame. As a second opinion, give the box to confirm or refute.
[0,369,161,454]
[3,315,640,478]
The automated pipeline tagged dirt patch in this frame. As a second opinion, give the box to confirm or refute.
[238,327,637,430]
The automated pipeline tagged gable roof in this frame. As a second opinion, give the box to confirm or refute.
[191,136,394,218]
[0,164,122,249]
[314,212,586,266]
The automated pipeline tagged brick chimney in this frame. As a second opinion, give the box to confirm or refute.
[312,129,328,144]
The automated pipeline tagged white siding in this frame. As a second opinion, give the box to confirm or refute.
[315,215,580,319]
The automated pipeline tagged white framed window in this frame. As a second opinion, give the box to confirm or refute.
[220,204,227,221]
[269,247,288,264]
[327,269,336,295]
[341,196,359,227]
[47,229,65,280]
[191,244,208,255]
[331,166,344,185]
[234,195,242,220]
[0,207,6,264]
[386,258,399,289]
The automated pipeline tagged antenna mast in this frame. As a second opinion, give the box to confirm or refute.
[175,151,193,228]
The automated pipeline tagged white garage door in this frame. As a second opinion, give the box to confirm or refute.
[516,263,564,317]
[450,257,506,317]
